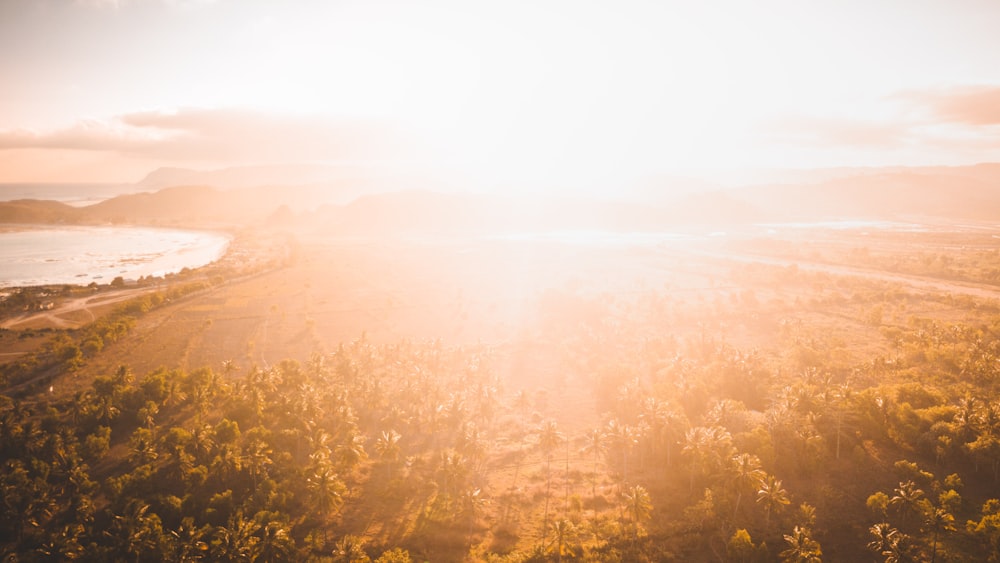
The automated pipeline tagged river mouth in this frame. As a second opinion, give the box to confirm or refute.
[0,225,231,288]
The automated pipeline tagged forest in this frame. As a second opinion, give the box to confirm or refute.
[3,224,1000,562]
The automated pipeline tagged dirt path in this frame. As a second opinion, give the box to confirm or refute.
[0,286,160,330]
[692,248,1000,301]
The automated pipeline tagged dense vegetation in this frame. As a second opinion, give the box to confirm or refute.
[4,233,1000,561]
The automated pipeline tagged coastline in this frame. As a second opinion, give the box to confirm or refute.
[0,224,232,289]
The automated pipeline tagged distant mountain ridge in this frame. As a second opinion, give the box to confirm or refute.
[729,168,1000,221]
[1,163,999,230]
[136,164,360,190]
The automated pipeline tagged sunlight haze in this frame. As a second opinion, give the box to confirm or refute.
[2,0,1000,193]
[8,3,1000,561]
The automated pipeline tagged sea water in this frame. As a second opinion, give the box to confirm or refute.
[0,226,230,288]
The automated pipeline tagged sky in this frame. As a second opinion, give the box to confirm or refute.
[1,0,1000,193]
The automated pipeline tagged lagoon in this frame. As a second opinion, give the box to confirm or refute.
[0,226,230,288]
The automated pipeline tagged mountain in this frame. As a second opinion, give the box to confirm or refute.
[729,168,1000,221]
[0,199,78,223]
[2,163,1000,229]
[306,189,765,236]
[136,164,365,189]
[134,164,430,207]
[77,185,303,225]
[708,162,1000,187]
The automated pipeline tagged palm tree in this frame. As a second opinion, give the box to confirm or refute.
[954,394,979,441]
[780,525,822,563]
[639,398,686,467]
[108,500,166,563]
[308,463,347,524]
[332,534,370,563]
[868,522,912,563]
[210,443,243,484]
[436,450,471,499]
[605,418,636,484]
[243,435,272,488]
[127,427,158,465]
[188,423,216,464]
[924,507,955,563]
[459,487,487,541]
[35,523,84,561]
[547,518,578,563]
[255,521,295,563]
[456,423,487,473]
[170,517,208,562]
[756,474,791,529]
[335,433,368,470]
[91,392,120,425]
[137,400,159,430]
[728,452,765,520]
[831,382,854,460]
[536,420,564,546]
[682,426,708,492]
[622,484,653,540]
[162,377,188,409]
[867,522,897,556]
[210,511,260,562]
[888,481,924,529]
[374,429,402,480]
[1,460,50,545]
[581,427,606,506]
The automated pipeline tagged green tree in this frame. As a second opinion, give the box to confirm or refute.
[332,534,371,563]
[309,462,346,521]
[889,481,924,529]
[727,528,756,563]
[923,506,955,563]
[536,420,564,546]
[967,498,1000,561]
[756,474,790,530]
[728,452,765,520]
[256,520,295,563]
[547,518,578,563]
[581,427,606,509]
[210,511,260,562]
[622,484,653,540]
[459,487,487,541]
[373,429,402,480]
[170,517,208,562]
[780,525,822,563]
[374,548,412,563]
[108,500,167,563]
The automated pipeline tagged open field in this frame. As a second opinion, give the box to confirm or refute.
[57,222,1000,379]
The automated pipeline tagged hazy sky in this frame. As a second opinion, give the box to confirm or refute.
[2,0,1000,191]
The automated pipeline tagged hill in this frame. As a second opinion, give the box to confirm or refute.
[1,163,1000,230]
[730,170,1000,221]
[0,199,78,223]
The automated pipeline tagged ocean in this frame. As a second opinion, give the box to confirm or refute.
[0,184,229,288]
[0,226,230,288]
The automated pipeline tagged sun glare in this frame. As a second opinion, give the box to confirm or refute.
[6,2,1000,561]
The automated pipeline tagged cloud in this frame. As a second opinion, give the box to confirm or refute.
[0,118,161,151]
[765,116,909,148]
[73,0,220,9]
[0,108,417,164]
[901,85,1000,126]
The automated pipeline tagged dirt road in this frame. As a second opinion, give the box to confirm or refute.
[691,247,1000,301]
[0,286,159,330]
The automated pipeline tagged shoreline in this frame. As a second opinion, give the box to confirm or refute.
[0,224,232,290]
